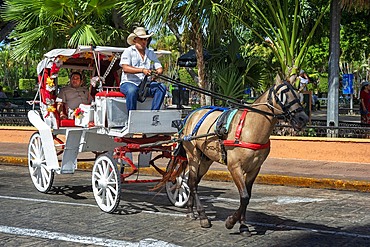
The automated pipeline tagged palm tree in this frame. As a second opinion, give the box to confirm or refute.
[1,0,124,60]
[219,0,329,81]
[117,0,231,105]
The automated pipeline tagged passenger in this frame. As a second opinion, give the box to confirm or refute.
[56,72,91,120]
[119,27,166,112]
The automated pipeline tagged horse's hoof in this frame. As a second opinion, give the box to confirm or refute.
[200,218,211,228]
[225,216,235,229]
[239,224,252,237]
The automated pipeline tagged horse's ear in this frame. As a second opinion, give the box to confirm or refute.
[275,74,283,85]
[287,74,297,84]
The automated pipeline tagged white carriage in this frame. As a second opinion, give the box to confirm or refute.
[27,46,190,213]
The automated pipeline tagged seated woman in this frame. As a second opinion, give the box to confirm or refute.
[56,72,92,119]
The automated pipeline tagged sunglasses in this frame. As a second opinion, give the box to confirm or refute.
[136,37,148,41]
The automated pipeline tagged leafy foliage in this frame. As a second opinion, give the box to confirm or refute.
[220,0,329,79]
[1,0,124,60]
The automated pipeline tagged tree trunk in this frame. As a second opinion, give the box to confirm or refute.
[0,22,15,43]
[192,21,207,106]
[327,0,341,129]
[166,22,184,55]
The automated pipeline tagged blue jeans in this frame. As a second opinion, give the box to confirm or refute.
[120,81,166,111]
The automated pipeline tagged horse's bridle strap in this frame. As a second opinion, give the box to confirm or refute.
[235,109,248,140]
[223,139,270,150]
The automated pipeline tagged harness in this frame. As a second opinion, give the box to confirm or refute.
[183,107,271,164]
[174,80,304,164]
[219,109,270,164]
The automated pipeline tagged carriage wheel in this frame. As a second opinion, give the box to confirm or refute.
[165,159,190,207]
[28,132,55,193]
[92,154,121,213]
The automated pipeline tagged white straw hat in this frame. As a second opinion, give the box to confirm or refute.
[127,27,154,46]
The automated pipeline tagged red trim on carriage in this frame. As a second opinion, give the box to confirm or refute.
[95,91,125,97]
[60,119,76,127]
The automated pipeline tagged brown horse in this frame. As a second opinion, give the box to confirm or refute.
[181,76,308,234]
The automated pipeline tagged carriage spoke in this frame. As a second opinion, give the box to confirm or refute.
[106,188,114,206]
[173,187,179,199]
[107,185,118,196]
[30,151,37,160]
[97,163,104,177]
[41,168,49,186]
[94,173,102,180]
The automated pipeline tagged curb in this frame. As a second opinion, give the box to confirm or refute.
[2,155,370,193]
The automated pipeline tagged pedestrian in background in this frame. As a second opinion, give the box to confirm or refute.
[298,69,310,103]
[360,81,370,125]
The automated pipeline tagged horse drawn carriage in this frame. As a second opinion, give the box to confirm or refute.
[27,45,190,213]
[27,45,308,233]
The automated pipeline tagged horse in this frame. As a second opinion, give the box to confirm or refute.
[180,76,309,234]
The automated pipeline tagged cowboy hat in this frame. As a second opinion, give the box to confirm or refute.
[127,27,154,46]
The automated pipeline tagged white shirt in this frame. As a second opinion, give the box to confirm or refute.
[119,45,162,86]
[299,76,309,91]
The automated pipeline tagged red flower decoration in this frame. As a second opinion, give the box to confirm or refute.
[50,63,60,75]
[74,107,84,119]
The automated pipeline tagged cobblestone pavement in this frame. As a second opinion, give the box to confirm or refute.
[0,165,369,246]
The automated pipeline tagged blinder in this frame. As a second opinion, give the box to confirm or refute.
[268,81,304,120]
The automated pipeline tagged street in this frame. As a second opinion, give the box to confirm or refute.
[0,164,369,247]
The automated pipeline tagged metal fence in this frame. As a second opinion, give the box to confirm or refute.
[273,119,370,138]
[1,104,369,139]
[0,98,35,126]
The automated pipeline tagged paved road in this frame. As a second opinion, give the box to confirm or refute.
[0,164,369,246]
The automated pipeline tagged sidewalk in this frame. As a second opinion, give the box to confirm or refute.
[1,140,370,193]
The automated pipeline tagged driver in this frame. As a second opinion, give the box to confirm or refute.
[119,26,166,112]
[56,72,91,119]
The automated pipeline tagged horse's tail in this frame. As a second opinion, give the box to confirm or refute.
[151,143,188,191]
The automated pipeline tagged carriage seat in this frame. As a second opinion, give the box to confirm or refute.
[58,90,125,128]
[60,118,76,127]
[58,103,94,128]
[95,91,125,98]
[58,103,76,127]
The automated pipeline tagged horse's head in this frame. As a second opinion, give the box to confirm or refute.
[268,75,309,130]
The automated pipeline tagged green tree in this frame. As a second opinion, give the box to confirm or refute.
[117,0,231,105]
[1,0,125,60]
[222,0,329,80]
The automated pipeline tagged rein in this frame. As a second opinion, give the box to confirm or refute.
[157,74,285,119]
[155,74,304,160]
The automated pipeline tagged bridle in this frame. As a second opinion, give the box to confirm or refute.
[267,80,305,121]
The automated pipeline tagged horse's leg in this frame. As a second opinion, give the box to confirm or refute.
[186,159,197,220]
[186,153,213,228]
[194,158,213,228]
[225,163,259,233]
[239,167,260,235]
